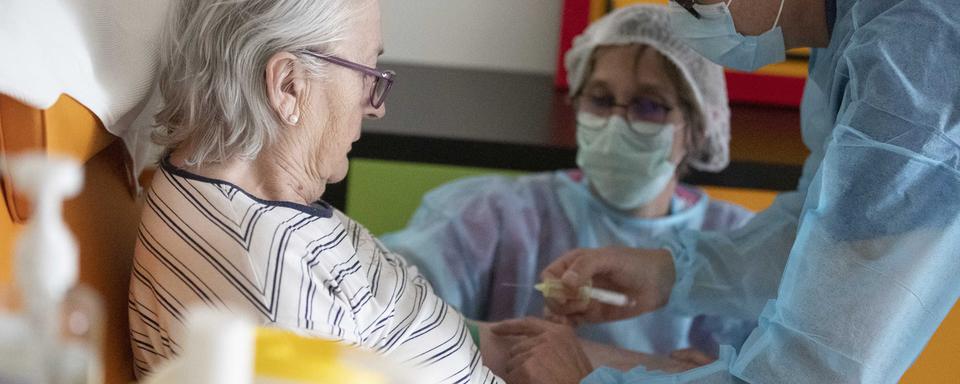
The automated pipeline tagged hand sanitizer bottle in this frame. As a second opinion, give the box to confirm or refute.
[2,153,103,384]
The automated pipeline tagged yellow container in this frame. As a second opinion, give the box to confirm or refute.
[255,327,406,384]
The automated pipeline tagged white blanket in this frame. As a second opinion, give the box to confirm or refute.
[0,0,170,178]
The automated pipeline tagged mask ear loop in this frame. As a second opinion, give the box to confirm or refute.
[725,0,785,31]
[771,0,786,29]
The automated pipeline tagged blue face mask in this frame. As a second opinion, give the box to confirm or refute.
[668,0,786,72]
[576,113,677,211]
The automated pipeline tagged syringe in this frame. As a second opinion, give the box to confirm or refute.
[505,279,632,307]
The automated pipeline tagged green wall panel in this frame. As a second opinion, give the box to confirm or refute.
[345,159,522,236]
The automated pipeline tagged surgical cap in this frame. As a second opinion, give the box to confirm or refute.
[565,4,731,172]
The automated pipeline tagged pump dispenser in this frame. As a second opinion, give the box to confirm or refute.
[1,153,102,384]
[10,153,83,315]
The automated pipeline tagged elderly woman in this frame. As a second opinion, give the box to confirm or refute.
[127,1,503,382]
[381,4,755,370]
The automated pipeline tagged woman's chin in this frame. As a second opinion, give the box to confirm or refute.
[326,163,350,185]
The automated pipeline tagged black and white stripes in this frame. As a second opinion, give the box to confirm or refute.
[129,161,502,383]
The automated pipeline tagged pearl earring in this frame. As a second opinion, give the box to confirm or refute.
[288,114,299,125]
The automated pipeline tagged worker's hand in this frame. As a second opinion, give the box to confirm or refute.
[669,348,717,368]
[541,247,675,325]
[490,317,593,384]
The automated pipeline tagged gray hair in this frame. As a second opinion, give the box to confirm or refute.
[154,0,368,166]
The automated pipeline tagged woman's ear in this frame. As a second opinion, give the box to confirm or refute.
[265,51,306,126]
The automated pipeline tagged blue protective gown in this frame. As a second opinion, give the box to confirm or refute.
[585,0,960,382]
[381,170,756,356]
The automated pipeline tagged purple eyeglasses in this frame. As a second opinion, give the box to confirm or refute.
[298,50,396,108]
[576,93,675,127]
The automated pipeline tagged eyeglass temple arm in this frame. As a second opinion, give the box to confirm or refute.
[673,0,702,19]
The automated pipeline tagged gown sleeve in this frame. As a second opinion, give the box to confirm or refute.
[380,175,541,320]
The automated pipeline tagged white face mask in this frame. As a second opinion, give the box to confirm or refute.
[668,0,787,72]
[576,113,677,210]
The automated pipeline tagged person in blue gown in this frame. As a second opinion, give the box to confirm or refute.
[490,0,960,383]
[382,4,756,367]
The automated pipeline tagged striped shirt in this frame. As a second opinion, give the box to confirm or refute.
[129,159,502,383]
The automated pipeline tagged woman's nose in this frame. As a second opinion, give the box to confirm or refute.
[365,103,385,120]
[610,103,630,120]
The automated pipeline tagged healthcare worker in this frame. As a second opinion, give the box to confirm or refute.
[491,0,960,383]
[382,4,755,365]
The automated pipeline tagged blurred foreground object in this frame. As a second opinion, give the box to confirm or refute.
[142,309,414,384]
[0,153,104,384]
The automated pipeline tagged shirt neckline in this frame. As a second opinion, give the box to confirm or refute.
[160,154,334,219]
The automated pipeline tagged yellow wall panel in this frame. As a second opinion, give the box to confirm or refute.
[615,0,668,7]
[702,186,777,212]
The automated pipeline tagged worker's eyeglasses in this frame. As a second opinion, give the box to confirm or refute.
[298,50,396,108]
[575,94,675,128]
